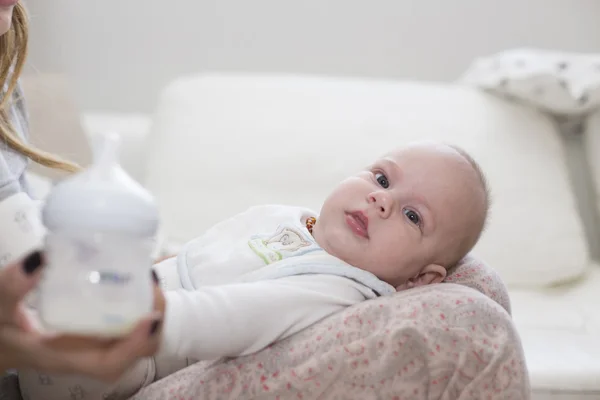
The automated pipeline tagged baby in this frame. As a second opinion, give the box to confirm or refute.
[19,141,489,399]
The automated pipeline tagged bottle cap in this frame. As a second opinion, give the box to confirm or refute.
[42,132,159,237]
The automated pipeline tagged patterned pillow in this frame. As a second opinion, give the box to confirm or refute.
[461,48,600,116]
[131,256,527,400]
[445,254,511,314]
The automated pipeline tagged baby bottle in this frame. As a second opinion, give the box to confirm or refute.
[38,132,159,337]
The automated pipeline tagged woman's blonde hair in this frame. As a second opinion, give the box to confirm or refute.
[0,3,79,172]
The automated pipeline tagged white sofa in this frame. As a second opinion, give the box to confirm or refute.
[29,73,600,399]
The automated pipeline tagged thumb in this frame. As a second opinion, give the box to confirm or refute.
[0,251,43,314]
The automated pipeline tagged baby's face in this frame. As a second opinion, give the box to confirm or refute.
[312,142,486,290]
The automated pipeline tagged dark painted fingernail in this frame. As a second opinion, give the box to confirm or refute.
[149,319,161,336]
[151,269,159,284]
[23,251,43,275]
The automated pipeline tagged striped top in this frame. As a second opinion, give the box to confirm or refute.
[0,83,30,202]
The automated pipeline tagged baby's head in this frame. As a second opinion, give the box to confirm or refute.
[312,141,489,291]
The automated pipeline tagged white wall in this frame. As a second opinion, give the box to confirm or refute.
[24,0,600,113]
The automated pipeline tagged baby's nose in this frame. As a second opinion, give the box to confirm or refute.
[368,191,393,218]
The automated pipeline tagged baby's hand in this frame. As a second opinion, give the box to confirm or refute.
[154,254,175,264]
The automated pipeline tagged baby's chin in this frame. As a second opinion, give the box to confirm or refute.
[320,236,364,266]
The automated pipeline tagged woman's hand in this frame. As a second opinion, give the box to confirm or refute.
[0,251,165,382]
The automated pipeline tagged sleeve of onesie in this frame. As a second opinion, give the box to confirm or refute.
[158,274,368,361]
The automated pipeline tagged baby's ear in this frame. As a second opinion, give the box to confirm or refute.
[395,264,446,291]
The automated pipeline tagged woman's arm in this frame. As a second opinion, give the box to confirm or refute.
[0,82,45,267]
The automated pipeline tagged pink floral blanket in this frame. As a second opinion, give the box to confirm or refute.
[131,256,530,399]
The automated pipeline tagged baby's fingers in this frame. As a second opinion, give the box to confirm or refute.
[151,269,166,318]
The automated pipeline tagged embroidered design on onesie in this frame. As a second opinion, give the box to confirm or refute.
[248,224,319,264]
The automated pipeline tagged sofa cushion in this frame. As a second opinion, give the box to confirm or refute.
[585,111,600,253]
[461,48,600,262]
[510,265,600,397]
[145,73,589,288]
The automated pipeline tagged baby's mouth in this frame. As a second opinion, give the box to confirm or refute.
[345,211,369,239]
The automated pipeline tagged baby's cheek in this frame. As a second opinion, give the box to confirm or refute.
[375,237,415,267]
[371,250,401,271]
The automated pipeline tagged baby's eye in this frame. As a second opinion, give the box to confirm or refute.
[375,173,389,189]
[403,209,421,225]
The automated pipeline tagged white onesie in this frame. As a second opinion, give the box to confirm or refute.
[155,204,395,365]
[19,204,396,400]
